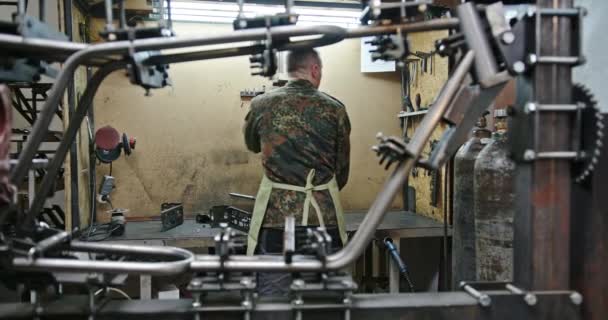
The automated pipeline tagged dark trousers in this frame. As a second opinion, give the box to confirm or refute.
[255,226,343,296]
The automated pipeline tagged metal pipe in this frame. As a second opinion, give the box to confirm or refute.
[0,19,458,64]
[13,241,194,275]
[325,51,474,271]
[345,18,459,38]
[17,0,25,14]
[166,0,172,30]
[24,62,125,227]
[11,52,474,275]
[118,0,126,29]
[456,3,498,86]
[9,25,345,187]
[105,0,114,31]
[39,0,45,22]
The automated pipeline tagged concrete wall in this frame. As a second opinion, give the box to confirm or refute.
[92,22,406,220]
[574,0,608,112]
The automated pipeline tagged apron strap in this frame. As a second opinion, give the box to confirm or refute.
[246,175,274,256]
[247,170,347,255]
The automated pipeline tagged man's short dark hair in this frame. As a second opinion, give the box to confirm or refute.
[287,49,321,73]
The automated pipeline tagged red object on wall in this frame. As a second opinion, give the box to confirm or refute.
[94,125,121,150]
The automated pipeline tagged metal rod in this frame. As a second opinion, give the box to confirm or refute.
[63,0,80,231]
[345,18,458,38]
[13,241,194,275]
[39,0,45,22]
[17,0,25,14]
[118,0,126,29]
[104,0,113,31]
[229,193,256,201]
[505,283,537,306]
[0,19,458,64]
[166,0,172,30]
[456,3,498,86]
[460,283,491,307]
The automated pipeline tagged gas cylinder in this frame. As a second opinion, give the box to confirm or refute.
[473,109,516,281]
[452,113,491,288]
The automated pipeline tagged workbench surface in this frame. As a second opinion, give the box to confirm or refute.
[106,211,448,247]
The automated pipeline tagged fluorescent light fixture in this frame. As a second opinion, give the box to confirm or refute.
[167,0,361,27]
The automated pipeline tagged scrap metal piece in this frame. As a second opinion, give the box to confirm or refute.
[209,205,251,233]
[160,203,184,231]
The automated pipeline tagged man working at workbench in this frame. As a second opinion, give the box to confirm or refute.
[243,49,351,294]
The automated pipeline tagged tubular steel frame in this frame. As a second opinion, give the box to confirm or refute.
[0,0,588,318]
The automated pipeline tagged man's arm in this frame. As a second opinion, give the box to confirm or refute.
[243,102,262,153]
[336,107,351,189]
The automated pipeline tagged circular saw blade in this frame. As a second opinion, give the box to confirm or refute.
[573,83,604,184]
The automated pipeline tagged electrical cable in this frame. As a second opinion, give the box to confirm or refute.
[95,287,131,300]
[383,237,415,292]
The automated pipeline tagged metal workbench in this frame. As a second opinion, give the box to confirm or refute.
[106,211,450,294]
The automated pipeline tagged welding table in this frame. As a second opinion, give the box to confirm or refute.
[105,211,449,294]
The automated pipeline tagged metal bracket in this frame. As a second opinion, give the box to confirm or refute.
[188,275,256,320]
[290,274,357,320]
[521,102,586,161]
[531,7,586,66]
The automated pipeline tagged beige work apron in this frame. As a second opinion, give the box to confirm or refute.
[246,169,347,255]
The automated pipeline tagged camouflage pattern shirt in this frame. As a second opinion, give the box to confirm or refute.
[244,79,351,227]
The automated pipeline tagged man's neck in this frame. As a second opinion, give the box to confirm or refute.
[288,73,316,87]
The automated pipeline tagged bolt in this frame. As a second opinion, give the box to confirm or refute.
[527,54,538,65]
[35,305,43,315]
[570,292,583,305]
[293,279,305,288]
[418,4,428,13]
[108,33,117,41]
[501,31,515,45]
[527,7,536,18]
[525,103,537,113]
[524,293,538,306]
[191,280,202,287]
[343,297,352,305]
[294,298,304,305]
[513,61,526,74]
[240,278,252,288]
[579,55,587,65]
[242,300,251,308]
[479,295,492,307]
[524,150,536,161]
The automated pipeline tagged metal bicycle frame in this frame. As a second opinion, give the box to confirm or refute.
[4,17,475,275]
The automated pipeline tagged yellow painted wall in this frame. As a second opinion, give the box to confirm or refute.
[92,22,406,220]
[62,2,92,230]
[406,30,450,222]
